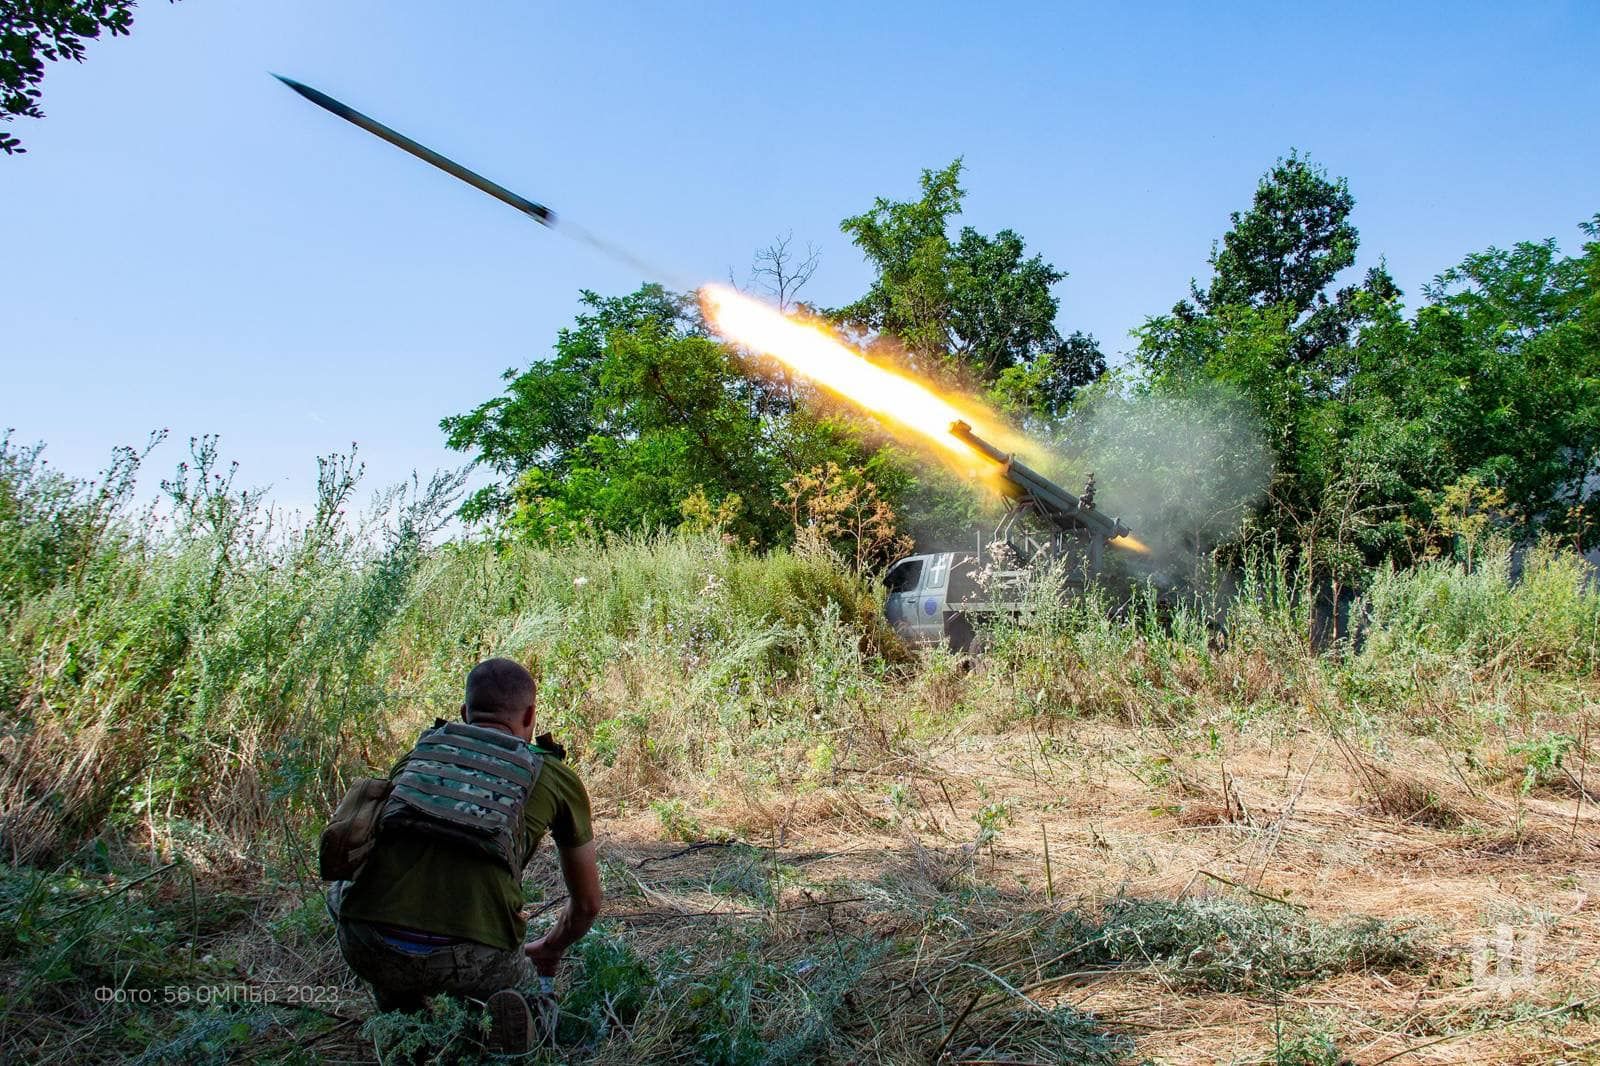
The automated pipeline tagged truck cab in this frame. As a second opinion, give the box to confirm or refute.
[884,551,1000,648]
[883,552,954,645]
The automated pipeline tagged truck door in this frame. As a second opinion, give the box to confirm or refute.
[883,557,925,637]
[916,552,952,642]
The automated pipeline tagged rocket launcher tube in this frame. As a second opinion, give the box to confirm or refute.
[948,421,1132,542]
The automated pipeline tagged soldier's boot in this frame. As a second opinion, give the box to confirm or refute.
[484,988,534,1054]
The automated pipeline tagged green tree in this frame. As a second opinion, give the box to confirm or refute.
[835,158,1101,394]
[835,160,966,370]
[1200,152,1358,316]
[1143,147,1600,566]
[1149,152,1398,384]
[1137,153,1412,564]
[1400,217,1600,545]
[442,285,788,544]
[991,330,1106,425]
[1,0,174,155]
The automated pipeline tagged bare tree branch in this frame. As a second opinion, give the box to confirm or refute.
[749,230,820,312]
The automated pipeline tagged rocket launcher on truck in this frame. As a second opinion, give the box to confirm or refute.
[947,420,1140,550]
[880,420,1147,648]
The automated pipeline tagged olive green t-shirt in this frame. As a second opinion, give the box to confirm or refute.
[339,742,593,951]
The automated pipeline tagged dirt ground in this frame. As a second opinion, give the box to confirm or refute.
[566,723,1600,1065]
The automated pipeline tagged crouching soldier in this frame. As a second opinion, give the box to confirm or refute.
[326,658,602,1053]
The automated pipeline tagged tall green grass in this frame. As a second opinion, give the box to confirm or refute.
[1360,538,1600,670]
[0,437,899,862]
[4,434,1598,863]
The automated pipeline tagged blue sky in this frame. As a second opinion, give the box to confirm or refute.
[3,1,1596,512]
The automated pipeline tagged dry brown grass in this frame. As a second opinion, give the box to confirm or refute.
[553,715,1600,1064]
[12,709,1597,1064]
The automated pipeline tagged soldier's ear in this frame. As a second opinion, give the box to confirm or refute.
[521,703,535,730]
[460,702,470,724]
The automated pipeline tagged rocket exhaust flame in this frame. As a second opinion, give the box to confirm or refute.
[699,285,1016,463]
[701,286,1145,553]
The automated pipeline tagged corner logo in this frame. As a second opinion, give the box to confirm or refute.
[1470,924,1543,994]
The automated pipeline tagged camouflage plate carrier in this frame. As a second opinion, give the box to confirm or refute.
[379,720,544,871]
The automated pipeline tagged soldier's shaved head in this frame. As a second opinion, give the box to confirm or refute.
[463,657,537,726]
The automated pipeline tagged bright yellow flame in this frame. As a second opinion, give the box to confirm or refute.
[1115,534,1151,555]
[704,285,1149,550]
[700,284,1014,461]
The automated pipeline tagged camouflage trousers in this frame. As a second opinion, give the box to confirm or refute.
[326,881,536,1013]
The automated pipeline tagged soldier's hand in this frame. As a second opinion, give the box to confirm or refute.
[523,932,563,977]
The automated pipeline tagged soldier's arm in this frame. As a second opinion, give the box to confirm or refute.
[524,841,602,975]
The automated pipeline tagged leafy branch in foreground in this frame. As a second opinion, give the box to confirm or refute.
[1,0,179,155]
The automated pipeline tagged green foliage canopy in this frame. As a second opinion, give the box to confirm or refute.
[442,285,791,544]
[447,149,1597,574]
[0,0,174,155]
[835,158,1103,402]
[1140,150,1600,564]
